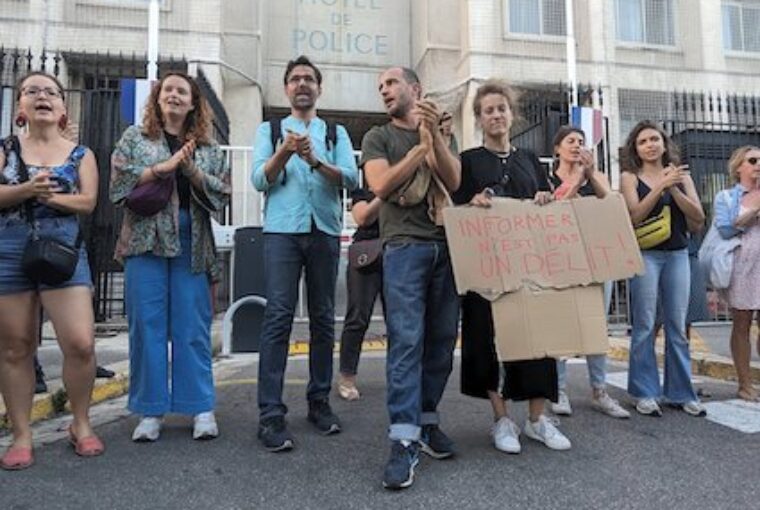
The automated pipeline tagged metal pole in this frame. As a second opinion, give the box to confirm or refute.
[565,0,578,108]
[147,0,160,81]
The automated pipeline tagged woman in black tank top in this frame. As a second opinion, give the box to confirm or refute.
[620,121,706,418]
[547,126,631,419]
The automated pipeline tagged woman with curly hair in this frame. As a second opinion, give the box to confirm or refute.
[620,121,706,418]
[111,72,230,442]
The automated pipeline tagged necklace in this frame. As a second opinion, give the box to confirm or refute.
[484,145,514,164]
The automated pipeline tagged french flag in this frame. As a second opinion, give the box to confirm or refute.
[120,79,152,126]
[571,106,603,149]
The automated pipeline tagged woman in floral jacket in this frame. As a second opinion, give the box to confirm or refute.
[110,72,230,442]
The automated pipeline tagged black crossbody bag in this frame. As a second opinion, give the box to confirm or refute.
[7,136,83,285]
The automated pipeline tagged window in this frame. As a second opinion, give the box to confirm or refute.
[723,2,760,52]
[508,0,566,37]
[615,0,675,46]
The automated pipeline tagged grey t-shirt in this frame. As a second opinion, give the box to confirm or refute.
[360,123,445,242]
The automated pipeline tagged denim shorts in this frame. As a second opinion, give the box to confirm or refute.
[0,215,92,295]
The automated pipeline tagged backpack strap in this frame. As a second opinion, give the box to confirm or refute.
[325,122,338,152]
[268,117,286,186]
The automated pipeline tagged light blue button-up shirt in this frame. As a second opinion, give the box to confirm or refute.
[251,116,358,236]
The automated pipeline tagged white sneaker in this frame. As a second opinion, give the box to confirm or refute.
[491,417,521,454]
[193,412,219,440]
[592,391,631,419]
[679,401,707,417]
[523,415,571,451]
[635,398,662,417]
[132,416,162,442]
[550,391,573,416]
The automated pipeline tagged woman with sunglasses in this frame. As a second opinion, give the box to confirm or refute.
[0,71,102,470]
[714,146,760,401]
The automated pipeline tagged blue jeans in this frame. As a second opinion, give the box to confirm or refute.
[257,230,340,419]
[383,241,460,442]
[628,249,697,403]
[125,209,214,416]
[557,355,606,391]
[557,281,612,391]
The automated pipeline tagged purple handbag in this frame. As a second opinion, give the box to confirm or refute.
[125,175,175,217]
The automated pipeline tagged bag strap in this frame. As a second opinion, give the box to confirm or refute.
[11,136,82,248]
[268,117,287,186]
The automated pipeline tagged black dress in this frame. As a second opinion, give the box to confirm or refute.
[452,147,558,402]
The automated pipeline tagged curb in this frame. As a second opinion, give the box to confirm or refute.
[4,333,757,430]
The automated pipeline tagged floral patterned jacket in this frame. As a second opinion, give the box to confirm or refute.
[110,125,230,281]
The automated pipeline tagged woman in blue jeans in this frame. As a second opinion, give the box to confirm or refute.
[111,72,230,442]
[620,120,706,417]
[548,126,629,419]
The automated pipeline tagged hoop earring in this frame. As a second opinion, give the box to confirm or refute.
[15,113,27,128]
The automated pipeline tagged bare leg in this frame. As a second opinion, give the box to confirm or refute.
[528,398,544,421]
[0,292,40,449]
[40,286,96,439]
[730,309,756,401]
[488,391,507,420]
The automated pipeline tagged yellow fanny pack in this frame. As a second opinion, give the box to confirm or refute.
[635,205,671,249]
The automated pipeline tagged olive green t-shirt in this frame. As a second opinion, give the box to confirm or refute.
[360,123,445,242]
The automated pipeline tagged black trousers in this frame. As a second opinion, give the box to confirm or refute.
[460,292,558,402]
[338,263,383,376]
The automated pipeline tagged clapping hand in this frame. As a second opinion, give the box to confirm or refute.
[413,100,442,134]
[26,170,57,200]
[285,129,319,167]
[579,148,595,179]
[662,164,689,189]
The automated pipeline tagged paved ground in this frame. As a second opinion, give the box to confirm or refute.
[2,352,759,510]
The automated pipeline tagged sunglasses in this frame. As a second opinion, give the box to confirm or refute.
[747,157,760,165]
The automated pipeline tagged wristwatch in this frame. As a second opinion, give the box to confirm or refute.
[310,160,323,170]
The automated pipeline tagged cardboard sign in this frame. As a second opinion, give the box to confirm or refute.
[444,194,644,361]
[492,285,609,361]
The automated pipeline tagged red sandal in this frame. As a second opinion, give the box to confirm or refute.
[1,445,34,471]
[68,427,105,457]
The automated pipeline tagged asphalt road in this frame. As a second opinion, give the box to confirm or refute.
[2,353,759,510]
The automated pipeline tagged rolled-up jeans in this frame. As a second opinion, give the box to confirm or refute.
[383,240,459,442]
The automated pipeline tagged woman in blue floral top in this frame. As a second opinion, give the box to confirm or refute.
[110,72,230,442]
[0,72,103,470]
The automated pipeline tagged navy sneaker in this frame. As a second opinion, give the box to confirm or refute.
[419,424,455,459]
[257,416,294,452]
[383,440,419,490]
[307,398,342,435]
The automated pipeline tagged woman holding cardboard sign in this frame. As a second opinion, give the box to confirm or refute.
[548,126,630,419]
[452,79,571,454]
[620,121,706,418]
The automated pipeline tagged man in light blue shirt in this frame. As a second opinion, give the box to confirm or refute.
[251,55,358,452]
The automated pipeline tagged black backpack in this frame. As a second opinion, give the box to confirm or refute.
[268,117,340,186]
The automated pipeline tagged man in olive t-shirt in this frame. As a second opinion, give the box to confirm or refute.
[361,66,461,490]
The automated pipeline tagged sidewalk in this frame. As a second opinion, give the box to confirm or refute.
[2,319,758,429]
